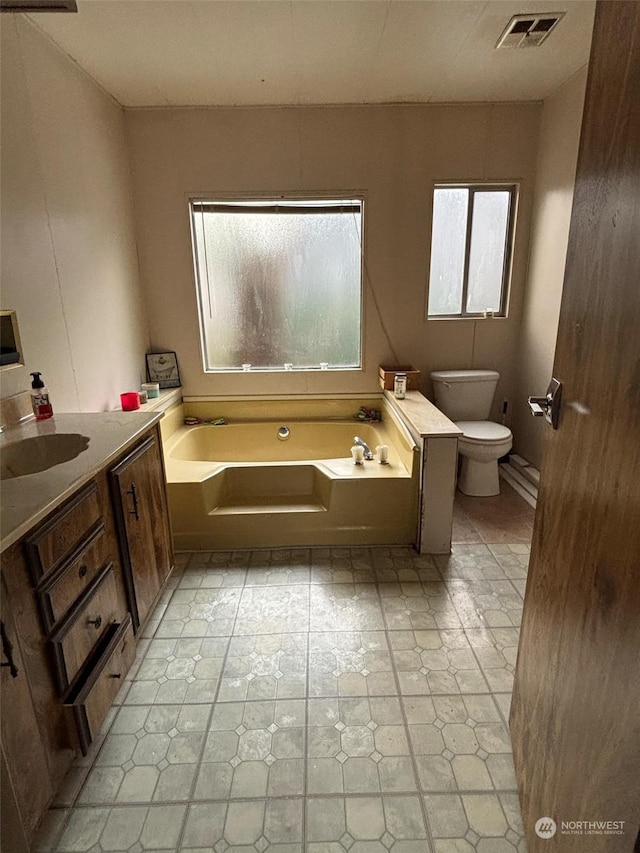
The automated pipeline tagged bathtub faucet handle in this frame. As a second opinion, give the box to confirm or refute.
[353,436,374,460]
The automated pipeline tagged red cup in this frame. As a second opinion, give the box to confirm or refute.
[120,391,141,411]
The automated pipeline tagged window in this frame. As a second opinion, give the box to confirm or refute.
[427,184,517,318]
[190,198,363,371]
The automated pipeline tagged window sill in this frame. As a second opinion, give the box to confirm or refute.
[427,315,508,321]
[202,367,363,374]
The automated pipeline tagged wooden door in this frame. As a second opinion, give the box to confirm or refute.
[110,431,172,630]
[510,3,640,851]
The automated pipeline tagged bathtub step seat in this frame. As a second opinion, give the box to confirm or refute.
[205,464,331,515]
[212,496,325,514]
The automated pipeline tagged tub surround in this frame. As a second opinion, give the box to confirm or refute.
[0,411,162,552]
[161,393,460,554]
[384,391,463,554]
[163,399,418,550]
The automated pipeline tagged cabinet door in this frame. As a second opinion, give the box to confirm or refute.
[109,432,172,630]
[1,576,53,846]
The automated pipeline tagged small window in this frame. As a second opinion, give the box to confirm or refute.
[190,198,363,372]
[427,184,516,318]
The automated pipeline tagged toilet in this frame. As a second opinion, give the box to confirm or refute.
[430,369,513,497]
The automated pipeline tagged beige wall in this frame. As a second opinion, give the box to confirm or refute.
[512,68,588,469]
[126,102,540,421]
[0,17,149,412]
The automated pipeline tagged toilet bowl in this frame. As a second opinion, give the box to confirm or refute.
[430,370,513,497]
[456,420,513,496]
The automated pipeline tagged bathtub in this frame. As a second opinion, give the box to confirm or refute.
[162,405,420,550]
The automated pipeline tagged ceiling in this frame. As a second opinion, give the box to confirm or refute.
[29,0,596,108]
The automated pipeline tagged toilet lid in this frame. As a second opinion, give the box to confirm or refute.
[457,421,512,442]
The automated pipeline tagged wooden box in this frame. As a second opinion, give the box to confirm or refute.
[378,365,421,391]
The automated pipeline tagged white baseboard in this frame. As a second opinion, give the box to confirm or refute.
[499,464,537,509]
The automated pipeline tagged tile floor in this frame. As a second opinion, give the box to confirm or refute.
[36,492,533,853]
[452,482,535,547]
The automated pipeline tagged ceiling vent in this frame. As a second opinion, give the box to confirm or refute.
[496,13,564,49]
[0,0,76,11]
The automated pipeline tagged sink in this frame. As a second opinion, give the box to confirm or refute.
[0,433,90,480]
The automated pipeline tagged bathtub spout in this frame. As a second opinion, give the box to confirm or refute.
[353,436,374,460]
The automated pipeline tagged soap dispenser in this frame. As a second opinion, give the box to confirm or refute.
[30,372,53,420]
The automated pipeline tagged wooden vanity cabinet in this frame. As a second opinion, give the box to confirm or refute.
[109,433,172,631]
[0,575,53,848]
[0,422,173,850]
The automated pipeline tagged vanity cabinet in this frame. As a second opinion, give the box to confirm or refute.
[1,575,53,848]
[0,422,173,850]
[109,433,172,631]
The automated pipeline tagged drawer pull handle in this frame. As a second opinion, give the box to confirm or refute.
[78,564,88,579]
[127,483,140,521]
[87,616,103,630]
[109,673,122,679]
[0,621,18,678]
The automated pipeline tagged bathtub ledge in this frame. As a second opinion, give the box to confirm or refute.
[383,390,462,439]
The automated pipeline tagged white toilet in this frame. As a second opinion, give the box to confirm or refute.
[430,369,513,497]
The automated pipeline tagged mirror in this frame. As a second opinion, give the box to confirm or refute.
[0,310,23,370]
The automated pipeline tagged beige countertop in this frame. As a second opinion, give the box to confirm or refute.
[383,390,463,439]
[124,387,182,414]
[0,411,163,553]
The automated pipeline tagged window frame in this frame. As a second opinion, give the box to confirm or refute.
[426,182,518,320]
[188,194,366,373]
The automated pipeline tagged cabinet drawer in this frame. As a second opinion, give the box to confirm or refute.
[64,615,134,754]
[38,522,107,630]
[50,563,121,692]
[25,482,102,582]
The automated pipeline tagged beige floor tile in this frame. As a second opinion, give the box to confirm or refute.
[45,530,530,853]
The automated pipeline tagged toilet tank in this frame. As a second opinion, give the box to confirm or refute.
[430,370,500,421]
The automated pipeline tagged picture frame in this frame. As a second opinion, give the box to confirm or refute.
[146,351,181,388]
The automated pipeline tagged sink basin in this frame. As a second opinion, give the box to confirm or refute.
[0,433,90,480]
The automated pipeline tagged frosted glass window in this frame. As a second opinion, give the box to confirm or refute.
[427,184,516,318]
[467,191,511,313]
[190,200,362,371]
[427,189,469,316]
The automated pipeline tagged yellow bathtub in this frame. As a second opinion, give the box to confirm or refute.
[162,402,420,550]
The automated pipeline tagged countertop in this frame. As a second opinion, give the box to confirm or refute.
[0,411,163,553]
[383,390,463,439]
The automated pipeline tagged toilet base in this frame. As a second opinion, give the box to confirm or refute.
[459,457,501,497]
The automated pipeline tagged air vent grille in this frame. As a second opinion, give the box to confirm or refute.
[496,12,564,49]
[0,0,77,11]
